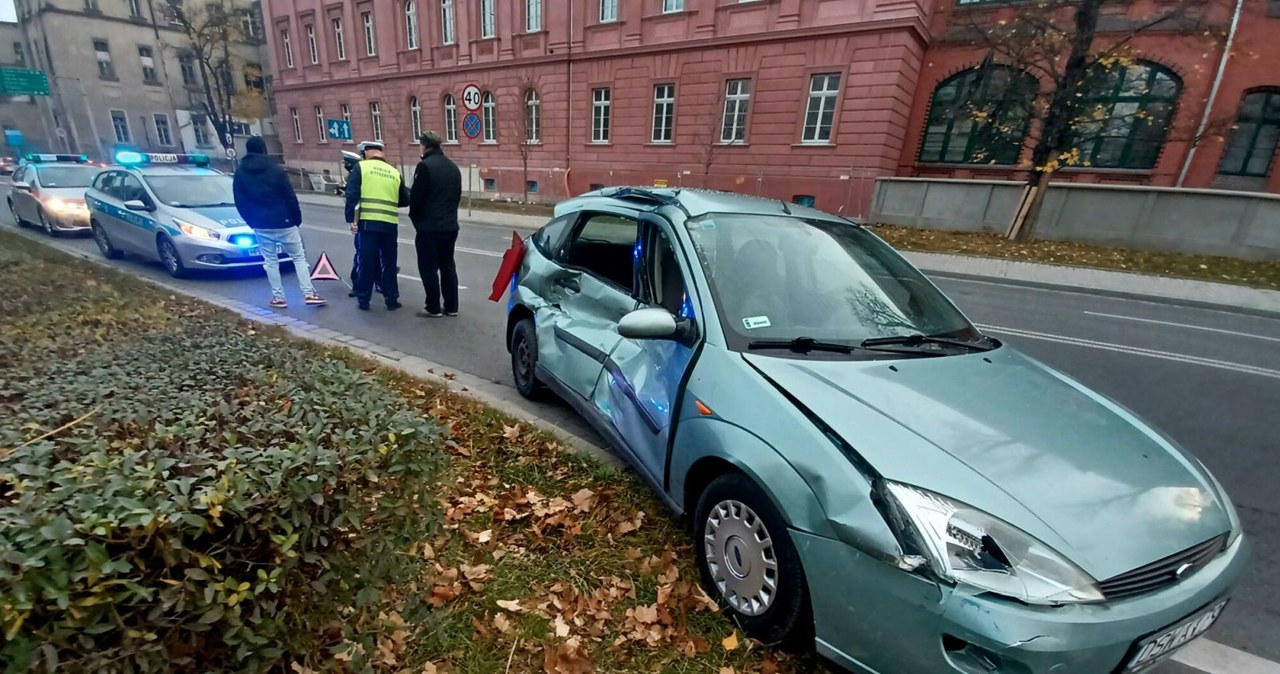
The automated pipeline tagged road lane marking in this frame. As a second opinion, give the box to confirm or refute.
[396,272,467,289]
[1172,638,1280,674]
[981,324,1280,380]
[1083,311,1280,344]
[302,224,503,258]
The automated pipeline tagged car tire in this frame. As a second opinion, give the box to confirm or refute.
[39,209,58,237]
[92,221,123,260]
[157,236,187,278]
[510,318,545,400]
[694,472,813,649]
[9,200,24,227]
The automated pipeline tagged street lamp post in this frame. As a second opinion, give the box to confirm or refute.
[55,77,106,160]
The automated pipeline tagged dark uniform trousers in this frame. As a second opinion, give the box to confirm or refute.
[353,223,399,305]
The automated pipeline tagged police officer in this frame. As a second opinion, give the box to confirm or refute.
[344,141,409,311]
[340,150,377,297]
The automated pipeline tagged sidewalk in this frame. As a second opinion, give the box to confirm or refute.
[298,192,1280,318]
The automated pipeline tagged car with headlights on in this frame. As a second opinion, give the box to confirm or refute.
[85,151,290,278]
[7,153,98,236]
[492,187,1249,674]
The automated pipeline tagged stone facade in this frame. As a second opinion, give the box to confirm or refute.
[0,21,51,156]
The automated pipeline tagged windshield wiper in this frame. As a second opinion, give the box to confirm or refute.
[748,337,857,354]
[860,333,995,352]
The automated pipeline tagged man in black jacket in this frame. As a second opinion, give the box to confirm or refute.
[233,136,326,308]
[408,132,463,318]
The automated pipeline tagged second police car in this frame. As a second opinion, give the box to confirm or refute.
[86,151,290,278]
[7,153,98,236]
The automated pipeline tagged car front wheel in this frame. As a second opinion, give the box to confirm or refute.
[510,318,544,399]
[92,221,123,259]
[158,236,187,278]
[694,472,812,648]
[39,210,57,237]
[9,200,23,227]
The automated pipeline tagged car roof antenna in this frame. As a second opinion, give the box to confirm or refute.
[779,199,792,215]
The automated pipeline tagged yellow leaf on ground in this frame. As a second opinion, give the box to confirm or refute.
[722,631,739,651]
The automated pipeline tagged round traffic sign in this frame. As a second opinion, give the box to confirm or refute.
[55,127,67,138]
[462,112,482,139]
[225,147,238,159]
[462,84,482,112]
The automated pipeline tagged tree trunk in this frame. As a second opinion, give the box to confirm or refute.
[1008,154,1056,241]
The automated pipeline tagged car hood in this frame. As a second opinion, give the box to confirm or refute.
[743,347,1232,580]
[40,187,89,201]
[176,206,249,231]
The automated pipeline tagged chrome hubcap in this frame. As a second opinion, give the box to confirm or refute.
[94,226,109,251]
[703,499,778,616]
[161,241,178,272]
[41,214,51,233]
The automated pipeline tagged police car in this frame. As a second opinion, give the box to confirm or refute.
[7,153,98,236]
[86,151,289,278]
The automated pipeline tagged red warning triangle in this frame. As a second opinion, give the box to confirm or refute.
[309,252,342,281]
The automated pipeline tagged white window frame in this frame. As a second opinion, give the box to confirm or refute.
[663,0,684,13]
[305,24,318,64]
[652,83,675,144]
[153,113,173,146]
[341,103,353,143]
[370,101,383,141]
[362,11,376,56]
[482,91,497,143]
[802,73,841,144]
[525,89,541,144]
[333,18,347,60]
[405,1,419,50]
[315,106,328,143]
[480,0,496,38]
[444,95,458,143]
[138,46,157,82]
[600,0,618,22]
[440,0,455,45]
[93,39,114,78]
[410,96,422,139]
[526,0,542,32]
[281,29,294,68]
[110,109,129,143]
[128,0,141,17]
[592,87,611,144]
[193,114,212,146]
[291,107,302,142]
[721,79,750,144]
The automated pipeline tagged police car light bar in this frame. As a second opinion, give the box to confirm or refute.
[114,151,211,167]
[24,153,90,164]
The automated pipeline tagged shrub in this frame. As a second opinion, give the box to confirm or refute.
[0,250,444,673]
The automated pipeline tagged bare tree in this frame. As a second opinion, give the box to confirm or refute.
[509,77,541,203]
[946,0,1228,240]
[693,110,743,189]
[157,0,265,152]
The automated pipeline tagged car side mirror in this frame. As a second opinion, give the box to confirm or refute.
[11,181,30,191]
[124,199,151,212]
[619,307,695,342]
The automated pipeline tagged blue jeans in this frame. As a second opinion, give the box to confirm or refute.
[255,227,316,299]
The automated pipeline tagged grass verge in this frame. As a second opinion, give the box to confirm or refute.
[0,230,811,673]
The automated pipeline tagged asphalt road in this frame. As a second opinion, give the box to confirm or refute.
[4,194,1278,673]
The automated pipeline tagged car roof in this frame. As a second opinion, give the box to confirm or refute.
[557,186,855,224]
[113,166,224,177]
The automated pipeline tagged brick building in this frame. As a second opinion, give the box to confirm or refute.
[263,0,1280,209]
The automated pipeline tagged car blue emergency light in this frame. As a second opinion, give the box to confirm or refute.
[228,234,256,249]
[115,151,211,167]
[24,153,90,163]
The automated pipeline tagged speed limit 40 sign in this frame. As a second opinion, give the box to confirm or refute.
[462,84,482,111]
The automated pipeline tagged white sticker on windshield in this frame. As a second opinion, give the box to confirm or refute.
[743,316,771,330]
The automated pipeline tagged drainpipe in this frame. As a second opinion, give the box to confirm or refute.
[1178,0,1244,187]
[565,0,573,193]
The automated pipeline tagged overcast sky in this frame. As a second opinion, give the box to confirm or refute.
[1,0,16,23]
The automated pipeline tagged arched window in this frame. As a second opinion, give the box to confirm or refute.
[410,96,422,139]
[405,1,419,50]
[443,94,458,143]
[525,89,541,143]
[482,91,497,143]
[919,65,1038,165]
[1219,88,1280,177]
[1069,60,1180,170]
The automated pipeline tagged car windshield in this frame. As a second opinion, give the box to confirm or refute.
[38,166,99,188]
[684,213,982,353]
[144,174,234,208]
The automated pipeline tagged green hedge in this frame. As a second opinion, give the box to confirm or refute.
[0,246,444,673]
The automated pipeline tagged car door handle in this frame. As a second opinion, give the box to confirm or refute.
[555,277,580,293]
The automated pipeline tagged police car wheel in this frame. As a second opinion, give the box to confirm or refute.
[39,210,58,237]
[92,222,123,260]
[510,318,545,400]
[158,236,187,278]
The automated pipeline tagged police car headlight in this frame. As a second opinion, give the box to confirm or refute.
[174,219,220,240]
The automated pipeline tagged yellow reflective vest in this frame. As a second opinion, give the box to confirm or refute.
[357,159,403,225]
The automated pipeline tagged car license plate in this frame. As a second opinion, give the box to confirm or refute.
[1125,599,1228,672]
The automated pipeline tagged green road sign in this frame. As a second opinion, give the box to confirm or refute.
[0,68,50,96]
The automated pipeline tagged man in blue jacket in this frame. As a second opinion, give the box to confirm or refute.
[232,136,326,308]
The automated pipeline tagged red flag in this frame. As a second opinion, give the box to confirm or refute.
[309,251,341,281]
[489,232,526,302]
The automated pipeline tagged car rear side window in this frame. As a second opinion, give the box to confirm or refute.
[94,172,121,198]
[118,174,147,204]
[530,213,574,257]
[562,213,638,292]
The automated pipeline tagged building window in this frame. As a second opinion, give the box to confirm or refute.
[305,24,318,64]
[1219,88,1280,177]
[1270,0,1280,17]
[138,46,157,83]
[525,89,541,143]
[93,39,114,79]
[482,91,497,143]
[526,0,542,32]
[110,109,130,143]
[528,180,538,193]
[192,114,212,146]
[721,79,750,143]
[176,54,198,86]
[1069,60,1180,170]
[919,65,1038,165]
[128,0,141,18]
[440,0,455,45]
[84,0,99,11]
[663,0,684,12]
[363,11,377,56]
[291,107,302,142]
[410,96,423,139]
[244,63,264,91]
[13,42,24,66]
[444,94,458,142]
[153,114,173,146]
[281,29,294,68]
[405,1,419,50]
[484,178,497,191]
[592,87,611,143]
[481,0,496,38]
[241,6,261,38]
[341,103,352,141]
[600,0,618,22]
[802,73,841,144]
[333,18,347,60]
[370,101,383,141]
[315,106,328,143]
[652,84,675,143]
